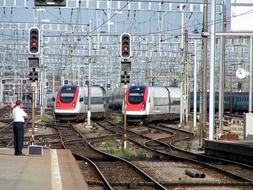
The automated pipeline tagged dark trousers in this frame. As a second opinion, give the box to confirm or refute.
[13,122,24,155]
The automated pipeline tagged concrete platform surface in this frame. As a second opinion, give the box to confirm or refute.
[0,148,88,190]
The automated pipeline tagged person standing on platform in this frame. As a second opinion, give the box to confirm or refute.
[12,100,28,156]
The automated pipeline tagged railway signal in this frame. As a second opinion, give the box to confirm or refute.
[121,71,130,84]
[120,33,131,59]
[28,68,38,82]
[28,27,40,55]
[34,0,66,6]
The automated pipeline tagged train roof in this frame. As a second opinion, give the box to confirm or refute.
[128,86,180,96]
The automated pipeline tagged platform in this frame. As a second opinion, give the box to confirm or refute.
[204,140,253,165]
[0,148,88,190]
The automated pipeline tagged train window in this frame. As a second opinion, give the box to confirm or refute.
[129,95,143,104]
[128,86,145,104]
[84,97,104,104]
[154,97,169,106]
[61,93,74,97]
[60,86,76,103]
[170,100,180,105]
[129,86,145,94]
[60,93,75,103]
[92,97,104,104]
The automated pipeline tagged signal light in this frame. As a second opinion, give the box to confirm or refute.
[28,68,38,82]
[120,33,131,59]
[35,0,66,6]
[121,71,130,85]
[29,27,40,55]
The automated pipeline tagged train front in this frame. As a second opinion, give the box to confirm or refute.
[54,85,81,120]
[125,86,148,122]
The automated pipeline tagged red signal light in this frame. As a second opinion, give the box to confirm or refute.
[29,27,40,54]
[123,46,128,51]
[120,33,131,59]
[32,42,37,46]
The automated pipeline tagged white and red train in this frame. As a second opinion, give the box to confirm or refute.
[109,85,181,123]
[54,85,106,121]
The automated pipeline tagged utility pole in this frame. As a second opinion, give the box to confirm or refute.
[209,0,217,140]
[0,81,2,106]
[193,40,198,130]
[87,20,92,128]
[180,5,186,127]
[219,0,226,131]
[31,82,36,144]
[200,0,208,147]
[123,86,127,149]
[183,30,189,125]
[250,37,253,113]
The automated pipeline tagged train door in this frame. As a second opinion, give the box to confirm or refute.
[90,87,105,118]
[148,87,154,115]
[167,87,171,115]
[85,87,89,114]
[79,87,85,116]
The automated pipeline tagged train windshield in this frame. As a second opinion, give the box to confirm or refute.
[128,86,145,104]
[60,86,76,103]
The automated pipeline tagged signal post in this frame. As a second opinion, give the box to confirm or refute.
[28,27,40,144]
[120,33,131,149]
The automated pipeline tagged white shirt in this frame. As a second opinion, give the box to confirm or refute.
[12,106,28,122]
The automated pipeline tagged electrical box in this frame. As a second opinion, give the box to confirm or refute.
[28,145,43,156]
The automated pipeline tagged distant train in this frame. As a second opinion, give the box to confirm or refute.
[22,94,32,103]
[46,92,56,108]
[107,87,124,112]
[190,91,250,113]
[54,85,106,121]
[109,85,181,123]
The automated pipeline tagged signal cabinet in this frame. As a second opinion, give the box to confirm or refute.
[244,113,253,140]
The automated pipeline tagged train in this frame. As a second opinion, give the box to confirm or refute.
[190,91,250,113]
[108,85,181,123]
[54,85,106,121]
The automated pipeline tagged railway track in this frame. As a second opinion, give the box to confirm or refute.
[0,107,58,148]
[56,122,166,190]
[151,124,253,182]
[0,105,13,123]
[1,105,252,189]
[94,120,253,189]
[0,118,31,147]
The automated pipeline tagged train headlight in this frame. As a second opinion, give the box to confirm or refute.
[56,102,60,107]
[142,103,145,110]
[72,102,76,107]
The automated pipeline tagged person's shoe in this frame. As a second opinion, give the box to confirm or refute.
[15,153,25,156]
